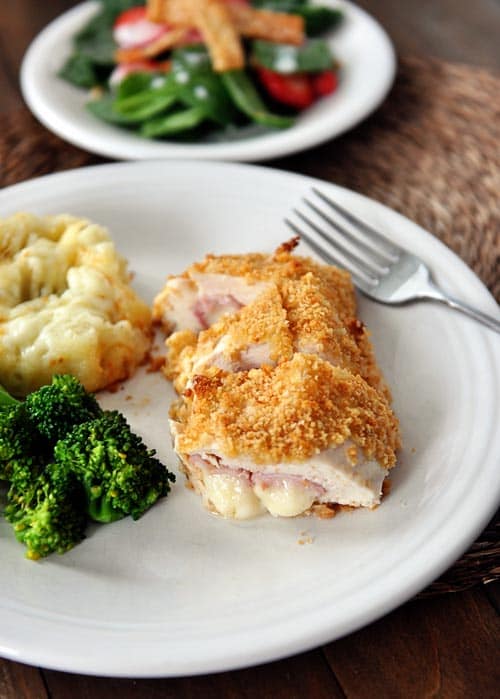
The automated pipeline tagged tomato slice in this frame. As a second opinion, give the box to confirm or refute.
[113,6,148,28]
[312,70,338,97]
[256,67,314,110]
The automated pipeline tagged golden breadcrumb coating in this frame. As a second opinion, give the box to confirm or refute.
[165,283,293,392]
[280,273,363,371]
[172,353,400,468]
[152,237,356,328]
[0,213,152,396]
[165,270,390,400]
[164,329,199,385]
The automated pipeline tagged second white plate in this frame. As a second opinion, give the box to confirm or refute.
[20,1,395,161]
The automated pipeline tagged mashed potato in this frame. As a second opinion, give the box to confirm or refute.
[0,213,152,396]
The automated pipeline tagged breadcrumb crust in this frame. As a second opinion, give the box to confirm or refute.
[165,283,293,392]
[165,269,390,400]
[153,239,356,328]
[172,353,400,468]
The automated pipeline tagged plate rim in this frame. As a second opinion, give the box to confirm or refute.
[19,0,397,162]
[0,160,499,677]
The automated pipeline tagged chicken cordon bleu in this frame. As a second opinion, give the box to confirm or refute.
[170,354,400,519]
[155,239,399,519]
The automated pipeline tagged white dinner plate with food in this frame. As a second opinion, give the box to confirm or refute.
[0,161,499,677]
[20,1,395,161]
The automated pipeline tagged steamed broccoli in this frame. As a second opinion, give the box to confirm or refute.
[5,461,87,560]
[0,375,100,483]
[1,376,175,559]
[25,374,102,444]
[1,379,87,558]
[54,411,175,523]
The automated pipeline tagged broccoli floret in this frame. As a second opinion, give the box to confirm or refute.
[0,377,91,558]
[5,452,47,508]
[1,378,175,559]
[5,461,87,560]
[0,402,42,483]
[0,385,22,481]
[24,374,102,445]
[54,411,175,523]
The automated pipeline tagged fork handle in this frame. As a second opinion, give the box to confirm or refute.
[425,281,500,333]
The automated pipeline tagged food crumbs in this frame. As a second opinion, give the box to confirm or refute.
[298,531,314,545]
[106,380,124,394]
[148,355,165,373]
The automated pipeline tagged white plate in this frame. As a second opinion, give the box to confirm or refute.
[20,1,395,162]
[0,161,499,678]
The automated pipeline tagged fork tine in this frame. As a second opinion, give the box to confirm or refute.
[303,196,393,269]
[293,208,382,280]
[284,218,375,289]
[312,187,401,259]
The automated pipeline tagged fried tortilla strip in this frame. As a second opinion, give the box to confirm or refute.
[185,0,245,71]
[146,0,170,23]
[114,27,188,63]
[230,4,304,45]
[147,0,304,46]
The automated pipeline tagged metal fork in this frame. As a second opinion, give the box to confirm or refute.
[285,187,500,333]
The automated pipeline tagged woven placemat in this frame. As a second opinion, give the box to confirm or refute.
[0,55,498,594]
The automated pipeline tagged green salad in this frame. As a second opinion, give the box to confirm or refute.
[59,0,343,140]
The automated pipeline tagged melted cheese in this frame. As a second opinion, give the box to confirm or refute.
[253,479,317,517]
[183,440,388,520]
[203,472,265,519]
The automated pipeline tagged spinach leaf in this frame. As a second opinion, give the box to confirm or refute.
[170,46,237,126]
[252,39,334,73]
[59,53,99,88]
[141,107,208,137]
[117,72,160,99]
[99,0,141,17]
[115,92,178,121]
[74,23,116,66]
[221,71,294,128]
[61,0,140,88]
[299,6,343,36]
[115,84,179,121]
[87,95,145,125]
[171,44,213,72]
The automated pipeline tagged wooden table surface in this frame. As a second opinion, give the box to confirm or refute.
[1,2,499,697]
